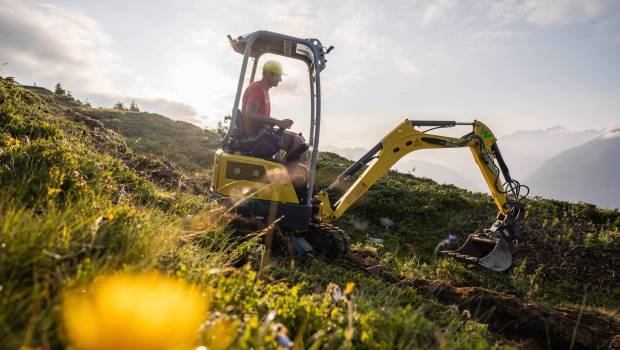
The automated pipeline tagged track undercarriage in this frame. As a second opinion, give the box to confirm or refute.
[294,223,351,261]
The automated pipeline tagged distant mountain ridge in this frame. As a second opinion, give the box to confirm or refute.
[497,125,599,179]
[526,127,620,209]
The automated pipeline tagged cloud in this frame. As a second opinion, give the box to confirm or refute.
[331,6,384,54]
[85,93,203,125]
[0,0,126,93]
[489,0,608,27]
[0,0,207,126]
[131,97,202,125]
[470,30,518,42]
[422,0,459,25]
[393,53,419,75]
[601,120,620,139]
[415,0,610,28]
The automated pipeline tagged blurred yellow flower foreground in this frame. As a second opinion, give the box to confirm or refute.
[63,271,208,350]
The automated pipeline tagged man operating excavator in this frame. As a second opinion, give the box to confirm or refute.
[240,59,308,162]
[217,31,530,271]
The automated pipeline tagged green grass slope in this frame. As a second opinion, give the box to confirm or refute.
[2,79,515,349]
[3,79,619,348]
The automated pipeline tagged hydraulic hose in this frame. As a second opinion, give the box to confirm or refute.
[491,143,512,183]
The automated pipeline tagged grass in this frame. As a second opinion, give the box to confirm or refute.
[2,77,619,348]
[82,109,220,171]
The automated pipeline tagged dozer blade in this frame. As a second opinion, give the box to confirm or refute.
[441,234,512,272]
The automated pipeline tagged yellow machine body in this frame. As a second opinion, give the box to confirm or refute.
[212,149,300,204]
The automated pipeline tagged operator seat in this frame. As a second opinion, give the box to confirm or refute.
[224,109,276,158]
[225,109,309,163]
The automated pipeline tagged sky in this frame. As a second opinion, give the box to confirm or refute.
[1,0,619,150]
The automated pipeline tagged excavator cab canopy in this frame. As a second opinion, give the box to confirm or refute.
[228,32,329,72]
[226,31,333,206]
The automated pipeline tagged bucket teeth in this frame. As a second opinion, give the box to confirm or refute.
[441,233,512,272]
[440,251,479,263]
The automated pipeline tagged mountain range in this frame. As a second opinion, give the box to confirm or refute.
[497,125,599,179]
[526,128,620,209]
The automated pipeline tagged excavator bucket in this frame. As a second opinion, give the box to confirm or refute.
[441,234,512,272]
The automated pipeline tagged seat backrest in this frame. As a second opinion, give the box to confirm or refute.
[222,109,245,151]
[230,109,246,140]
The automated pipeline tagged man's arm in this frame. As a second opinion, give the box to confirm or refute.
[246,103,293,129]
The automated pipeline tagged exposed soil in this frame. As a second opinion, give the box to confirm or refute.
[516,218,619,291]
[343,249,620,350]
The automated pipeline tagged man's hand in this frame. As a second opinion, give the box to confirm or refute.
[277,119,294,129]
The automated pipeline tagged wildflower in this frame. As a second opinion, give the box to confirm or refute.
[343,282,355,296]
[276,333,294,349]
[273,323,293,349]
[331,284,343,302]
[63,271,208,350]
[49,167,65,183]
[47,187,62,196]
[5,136,20,147]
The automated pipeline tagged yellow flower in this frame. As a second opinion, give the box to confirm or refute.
[343,282,355,296]
[47,187,62,196]
[63,271,209,350]
[5,136,20,147]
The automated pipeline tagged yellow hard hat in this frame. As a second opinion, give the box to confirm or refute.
[263,60,285,75]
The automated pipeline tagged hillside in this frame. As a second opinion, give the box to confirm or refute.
[23,84,222,172]
[2,78,620,349]
[526,129,620,209]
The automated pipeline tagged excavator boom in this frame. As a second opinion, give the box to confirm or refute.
[315,119,528,271]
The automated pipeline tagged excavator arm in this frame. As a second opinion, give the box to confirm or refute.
[315,119,528,271]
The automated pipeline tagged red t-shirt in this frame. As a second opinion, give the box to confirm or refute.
[241,80,270,135]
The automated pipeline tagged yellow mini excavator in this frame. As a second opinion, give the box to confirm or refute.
[213,31,528,272]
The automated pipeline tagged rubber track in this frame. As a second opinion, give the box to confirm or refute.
[301,223,351,260]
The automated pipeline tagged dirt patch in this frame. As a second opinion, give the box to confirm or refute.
[516,219,619,291]
[342,249,620,349]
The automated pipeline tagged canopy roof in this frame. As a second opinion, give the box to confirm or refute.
[228,31,329,73]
